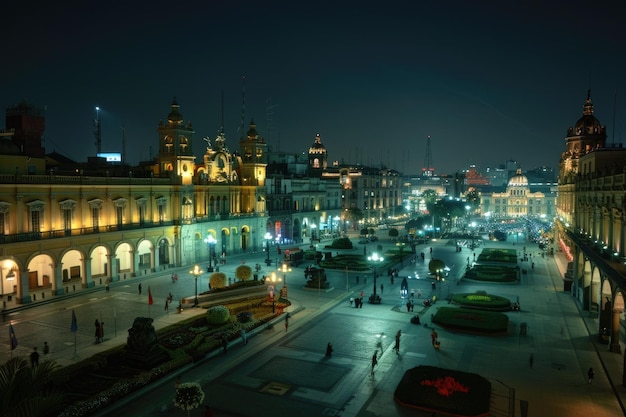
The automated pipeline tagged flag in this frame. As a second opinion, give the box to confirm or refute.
[71,309,78,333]
[9,323,17,350]
[148,287,153,305]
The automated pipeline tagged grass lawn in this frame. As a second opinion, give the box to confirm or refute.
[432,306,509,333]
[395,365,491,417]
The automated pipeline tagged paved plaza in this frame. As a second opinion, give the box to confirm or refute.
[3,236,626,416]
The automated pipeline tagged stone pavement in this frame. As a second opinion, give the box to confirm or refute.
[4,236,626,417]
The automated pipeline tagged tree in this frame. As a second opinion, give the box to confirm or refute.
[388,228,399,239]
[235,265,252,281]
[428,259,446,276]
[345,208,364,229]
[174,382,205,417]
[0,357,64,417]
[421,189,438,213]
[209,272,227,289]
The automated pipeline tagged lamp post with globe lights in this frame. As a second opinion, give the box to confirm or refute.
[367,252,384,304]
[189,264,203,307]
[204,235,217,272]
[264,232,272,265]
[267,272,282,313]
[279,263,291,299]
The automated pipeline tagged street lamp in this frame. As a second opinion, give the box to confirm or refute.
[205,234,217,272]
[396,242,406,267]
[279,263,291,299]
[367,252,384,303]
[264,232,272,265]
[189,264,203,307]
[267,272,282,313]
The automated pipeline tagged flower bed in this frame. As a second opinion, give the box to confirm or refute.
[53,296,289,417]
[395,366,490,417]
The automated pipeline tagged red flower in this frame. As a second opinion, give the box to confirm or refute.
[421,376,470,397]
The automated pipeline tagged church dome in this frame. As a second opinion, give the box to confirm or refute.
[167,97,184,125]
[508,169,528,186]
[569,91,604,136]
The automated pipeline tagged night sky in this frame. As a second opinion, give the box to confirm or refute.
[3,1,625,175]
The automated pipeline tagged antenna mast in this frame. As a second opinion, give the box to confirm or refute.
[240,76,246,139]
[93,106,102,154]
[422,135,434,177]
[121,125,126,164]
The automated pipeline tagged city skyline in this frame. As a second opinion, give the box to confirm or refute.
[3,1,625,174]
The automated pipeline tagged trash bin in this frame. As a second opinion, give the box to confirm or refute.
[520,322,527,335]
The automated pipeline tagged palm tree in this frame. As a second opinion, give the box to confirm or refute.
[0,357,64,417]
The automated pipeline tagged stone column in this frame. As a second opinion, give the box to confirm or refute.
[83,257,94,288]
[611,309,622,353]
[17,270,31,304]
[53,262,65,295]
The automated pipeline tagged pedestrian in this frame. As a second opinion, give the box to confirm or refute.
[165,298,169,313]
[138,283,142,294]
[588,367,595,384]
[431,329,438,346]
[349,297,354,306]
[380,283,384,294]
[30,347,39,368]
[359,297,363,308]
[171,273,175,283]
[221,336,228,355]
[43,341,50,357]
[285,313,290,332]
[417,289,422,298]
[325,342,333,357]
[406,301,411,312]
[97,320,104,343]
[371,351,378,375]
[394,330,401,354]
[241,327,248,345]
[95,319,101,343]
[105,278,110,292]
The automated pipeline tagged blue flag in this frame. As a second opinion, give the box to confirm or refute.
[9,323,17,350]
[71,310,78,333]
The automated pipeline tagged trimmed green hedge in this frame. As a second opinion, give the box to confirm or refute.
[450,292,512,311]
[432,307,509,333]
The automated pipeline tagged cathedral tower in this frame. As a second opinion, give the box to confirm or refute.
[157,98,196,183]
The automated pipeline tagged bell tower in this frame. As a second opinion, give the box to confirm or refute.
[239,119,267,186]
[157,97,196,183]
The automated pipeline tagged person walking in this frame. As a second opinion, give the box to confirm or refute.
[431,329,438,346]
[95,319,101,343]
[221,336,228,355]
[138,283,142,294]
[588,367,595,384]
[284,313,290,332]
[30,347,40,368]
[165,298,169,313]
[371,351,378,376]
[325,342,333,358]
[394,330,401,354]
[43,341,50,357]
